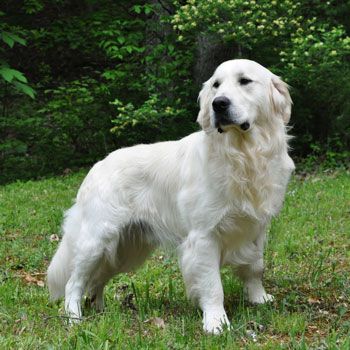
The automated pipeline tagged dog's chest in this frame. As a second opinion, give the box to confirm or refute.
[213,176,287,247]
[215,209,261,244]
[222,154,294,221]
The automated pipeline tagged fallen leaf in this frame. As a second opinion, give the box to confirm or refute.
[319,309,329,315]
[63,168,72,175]
[121,293,137,311]
[19,271,45,287]
[247,321,265,332]
[37,280,45,287]
[13,326,26,336]
[246,330,258,342]
[144,317,166,329]
[308,297,321,305]
[50,234,60,242]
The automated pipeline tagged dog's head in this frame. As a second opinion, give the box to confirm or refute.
[197,59,292,133]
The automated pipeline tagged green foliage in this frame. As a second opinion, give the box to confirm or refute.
[173,0,304,45]
[111,94,194,146]
[22,0,45,14]
[0,78,114,183]
[297,137,350,172]
[0,26,35,98]
[173,0,350,156]
[0,66,35,98]
[1,30,26,47]
[0,0,349,183]
[281,24,350,155]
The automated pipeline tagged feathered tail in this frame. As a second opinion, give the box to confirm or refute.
[47,205,81,300]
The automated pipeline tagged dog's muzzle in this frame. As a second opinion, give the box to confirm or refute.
[212,96,231,114]
[212,97,250,133]
[213,97,232,130]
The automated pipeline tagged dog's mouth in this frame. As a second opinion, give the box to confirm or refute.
[217,121,251,133]
[213,108,251,133]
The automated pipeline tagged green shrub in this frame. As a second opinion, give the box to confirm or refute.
[111,94,196,146]
[173,0,350,157]
[0,78,115,183]
[1,0,349,183]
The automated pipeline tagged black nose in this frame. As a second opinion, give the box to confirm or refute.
[212,96,231,113]
[240,122,250,131]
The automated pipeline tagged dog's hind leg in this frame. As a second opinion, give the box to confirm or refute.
[66,220,156,320]
[64,220,111,322]
[85,261,116,312]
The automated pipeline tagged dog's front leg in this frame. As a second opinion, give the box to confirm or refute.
[179,230,230,334]
[236,232,274,304]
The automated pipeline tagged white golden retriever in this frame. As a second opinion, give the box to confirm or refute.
[47,59,295,334]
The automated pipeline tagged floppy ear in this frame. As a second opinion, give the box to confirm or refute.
[270,76,292,124]
[197,80,212,131]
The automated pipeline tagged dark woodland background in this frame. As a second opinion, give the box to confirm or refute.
[1,0,349,183]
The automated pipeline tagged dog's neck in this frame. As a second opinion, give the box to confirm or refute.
[204,119,291,219]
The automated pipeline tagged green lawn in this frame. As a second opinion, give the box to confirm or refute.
[0,170,349,349]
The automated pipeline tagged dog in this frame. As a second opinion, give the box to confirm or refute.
[47,59,295,334]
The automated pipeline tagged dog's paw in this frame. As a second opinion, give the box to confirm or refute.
[66,313,83,326]
[202,310,231,335]
[65,300,83,325]
[249,293,274,305]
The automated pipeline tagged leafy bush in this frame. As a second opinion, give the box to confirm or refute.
[111,94,196,146]
[280,25,350,155]
[0,13,35,98]
[0,0,349,184]
[173,0,350,156]
[0,78,115,183]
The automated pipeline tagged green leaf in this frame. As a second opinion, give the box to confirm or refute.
[144,5,152,15]
[10,33,26,46]
[168,44,175,53]
[12,70,28,83]
[133,5,141,14]
[13,81,36,99]
[1,32,14,48]
[0,67,15,82]
[0,67,28,83]
[117,36,125,44]
[1,31,27,47]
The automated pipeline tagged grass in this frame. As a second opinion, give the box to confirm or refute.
[0,169,349,349]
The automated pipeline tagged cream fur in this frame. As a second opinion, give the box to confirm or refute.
[47,59,295,334]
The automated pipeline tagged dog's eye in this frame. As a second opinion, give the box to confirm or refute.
[239,78,253,85]
[213,81,220,88]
